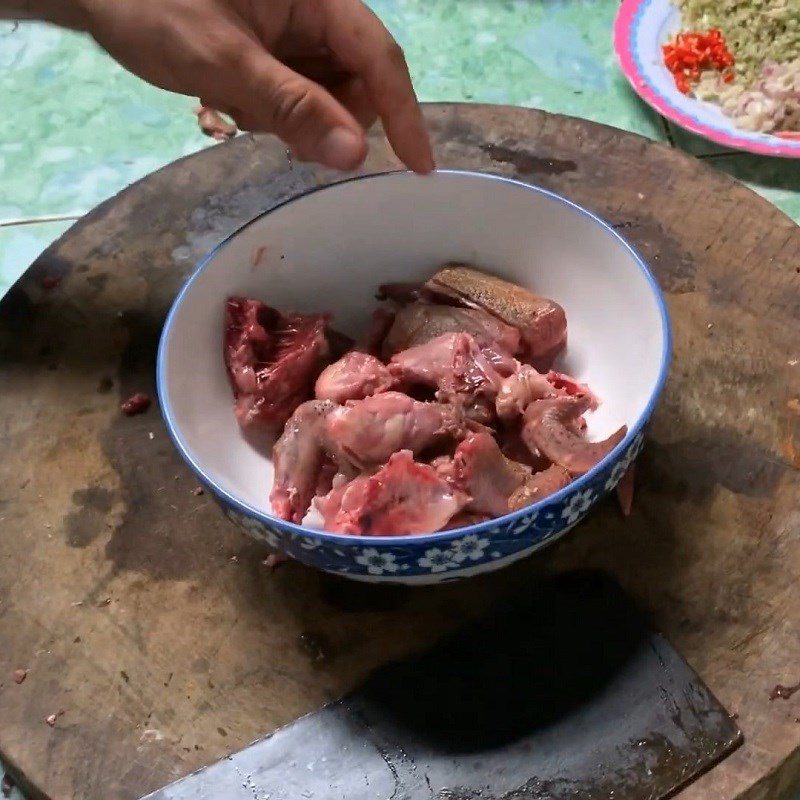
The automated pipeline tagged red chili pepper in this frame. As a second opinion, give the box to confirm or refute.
[662,29,735,94]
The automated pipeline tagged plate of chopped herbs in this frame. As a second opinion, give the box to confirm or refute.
[614,0,800,156]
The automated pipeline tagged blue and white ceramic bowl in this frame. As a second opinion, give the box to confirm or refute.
[158,170,671,584]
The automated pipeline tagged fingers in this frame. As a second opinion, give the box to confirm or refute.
[227,43,368,171]
[325,0,434,174]
[283,58,378,131]
[330,77,378,131]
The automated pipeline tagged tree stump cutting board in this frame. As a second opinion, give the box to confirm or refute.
[0,104,798,800]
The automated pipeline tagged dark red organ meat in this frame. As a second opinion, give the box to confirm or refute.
[224,298,330,429]
[121,392,151,416]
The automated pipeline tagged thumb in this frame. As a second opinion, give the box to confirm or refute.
[233,47,367,170]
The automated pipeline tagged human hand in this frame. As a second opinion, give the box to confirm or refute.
[77,0,434,172]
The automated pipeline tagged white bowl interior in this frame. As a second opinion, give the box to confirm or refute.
[160,171,667,521]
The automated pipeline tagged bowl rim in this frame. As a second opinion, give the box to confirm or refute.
[157,168,672,547]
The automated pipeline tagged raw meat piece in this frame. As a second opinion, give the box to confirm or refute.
[495,364,557,421]
[227,266,627,537]
[364,307,396,356]
[443,511,493,529]
[429,454,455,481]
[314,458,340,499]
[508,464,573,510]
[262,553,289,570]
[120,392,151,416]
[496,366,600,421]
[452,432,531,516]
[315,450,467,535]
[547,371,600,410]
[383,302,521,358]
[480,343,520,378]
[425,265,568,370]
[315,352,395,403]
[314,475,368,528]
[616,463,636,517]
[270,399,338,523]
[522,396,626,476]
[324,391,468,469]
[225,297,330,430]
[452,394,498,427]
[389,332,508,399]
[499,425,552,471]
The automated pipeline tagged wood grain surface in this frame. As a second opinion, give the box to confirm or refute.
[0,104,798,800]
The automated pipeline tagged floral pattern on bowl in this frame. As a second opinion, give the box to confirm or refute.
[219,432,645,584]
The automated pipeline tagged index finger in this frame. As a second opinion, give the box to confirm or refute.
[325,0,434,173]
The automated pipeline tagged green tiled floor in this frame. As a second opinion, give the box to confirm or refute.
[1,0,798,796]
[1,2,799,295]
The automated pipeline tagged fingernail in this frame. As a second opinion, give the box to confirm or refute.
[318,127,365,171]
[418,151,436,174]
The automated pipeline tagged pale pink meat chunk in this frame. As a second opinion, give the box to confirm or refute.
[313,473,366,527]
[324,391,467,469]
[315,352,395,403]
[315,451,467,535]
[389,332,510,399]
[270,399,338,523]
[499,425,552,471]
[522,396,626,476]
[496,366,601,422]
[547,371,600,411]
[508,464,573,510]
[495,364,557,421]
[383,302,521,358]
[451,432,531,516]
[314,458,340,499]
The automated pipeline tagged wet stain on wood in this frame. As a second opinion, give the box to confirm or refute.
[642,426,787,503]
[479,142,577,175]
[770,680,800,701]
[65,486,117,547]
